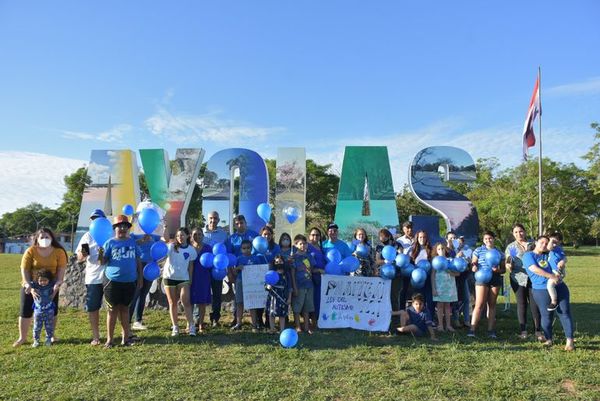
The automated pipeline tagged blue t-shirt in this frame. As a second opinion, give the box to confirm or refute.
[473,245,505,270]
[407,305,433,332]
[131,234,162,263]
[322,239,352,259]
[522,251,551,290]
[292,252,316,289]
[103,237,141,282]
[236,254,263,283]
[32,282,55,311]
[227,230,259,256]
[549,246,565,272]
[203,228,228,247]
[254,243,281,263]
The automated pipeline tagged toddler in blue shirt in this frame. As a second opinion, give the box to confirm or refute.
[31,269,56,347]
[546,232,567,311]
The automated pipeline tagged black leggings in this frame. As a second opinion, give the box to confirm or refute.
[510,279,541,332]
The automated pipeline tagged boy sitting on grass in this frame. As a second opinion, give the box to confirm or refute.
[392,293,437,341]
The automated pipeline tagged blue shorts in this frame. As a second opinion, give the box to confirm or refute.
[85,284,104,312]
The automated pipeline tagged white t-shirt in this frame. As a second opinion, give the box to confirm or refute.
[162,243,197,281]
[397,235,414,255]
[76,232,105,285]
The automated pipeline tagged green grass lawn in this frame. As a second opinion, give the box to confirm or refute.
[1,249,600,401]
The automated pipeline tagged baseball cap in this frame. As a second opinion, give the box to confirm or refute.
[327,223,339,230]
[90,209,106,219]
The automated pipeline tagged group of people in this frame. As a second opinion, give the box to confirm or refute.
[13,209,575,351]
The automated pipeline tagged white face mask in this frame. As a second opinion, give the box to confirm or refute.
[281,239,291,247]
[38,238,52,248]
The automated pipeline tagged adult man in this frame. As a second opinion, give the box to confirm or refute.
[76,209,107,346]
[227,215,259,256]
[397,221,414,255]
[203,211,229,327]
[321,223,352,259]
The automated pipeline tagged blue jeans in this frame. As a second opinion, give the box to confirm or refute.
[129,279,152,323]
[452,275,471,324]
[532,283,573,340]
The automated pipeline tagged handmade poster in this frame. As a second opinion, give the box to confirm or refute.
[318,274,391,332]
[242,264,270,309]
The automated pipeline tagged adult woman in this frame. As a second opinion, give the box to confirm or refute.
[14,228,67,347]
[98,215,142,348]
[409,230,434,319]
[523,235,575,351]
[505,223,542,340]
[351,228,374,277]
[374,229,401,329]
[162,227,197,336]
[468,231,505,339]
[190,228,212,333]
[307,227,326,327]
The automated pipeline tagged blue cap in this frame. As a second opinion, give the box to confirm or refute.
[90,209,106,219]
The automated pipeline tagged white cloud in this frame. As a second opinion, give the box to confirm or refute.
[60,124,133,143]
[0,152,86,217]
[145,107,284,144]
[546,77,600,97]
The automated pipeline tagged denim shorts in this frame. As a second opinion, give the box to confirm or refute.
[85,284,104,312]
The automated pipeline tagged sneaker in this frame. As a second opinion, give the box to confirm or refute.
[212,320,220,328]
[45,338,52,346]
[467,330,476,338]
[230,324,242,331]
[32,340,40,348]
[189,326,197,337]
[547,302,558,312]
[171,326,180,337]
[488,330,497,339]
[132,321,148,330]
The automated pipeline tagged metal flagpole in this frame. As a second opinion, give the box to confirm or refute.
[537,66,543,236]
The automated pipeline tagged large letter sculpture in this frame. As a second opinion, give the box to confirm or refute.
[409,146,479,246]
[76,149,140,244]
[139,148,205,238]
[275,147,306,239]
[334,146,399,240]
[201,148,269,234]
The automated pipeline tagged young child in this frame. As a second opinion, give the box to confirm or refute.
[547,232,567,311]
[230,240,262,332]
[265,255,291,333]
[31,269,56,347]
[393,293,437,340]
[431,243,459,332]
[290,234,316,334]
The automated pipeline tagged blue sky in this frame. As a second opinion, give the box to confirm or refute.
[1,1,599,213]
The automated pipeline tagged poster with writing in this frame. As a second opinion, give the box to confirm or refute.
[318,274,391,332]
[242,264,270,309]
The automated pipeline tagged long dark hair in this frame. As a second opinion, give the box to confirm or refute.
[410,230,431,261]
[33,227,67,258]
[278,232,292,249]
[174,227,190,252]
[260,225,276,250]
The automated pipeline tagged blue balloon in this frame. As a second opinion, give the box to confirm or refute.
[143,262,160,281]
[213,253,229,270]
[452,257,468,273]
[485,249,502,267]
[326,249,342,264]
[279,328,299,348]
[417,259,432,274]
[138,207,160,234]
[381,245,397,262]
[200,252,214,268]
[212,242,227,255]
[411,277,426,289]
[395,253,409,269]
[89,217,113,248]
[256,203,272,224]
[411,267,427,285]
[380,263,396,279]
[283,206,301,224]
[340,256,360,273]
[432,256,448,271]
[355,243,369,258]
[150,241,168,261]
[401,263,415,277]
[227,253,238,267]
[122,204,134,216]
[265,270,280,286]
[475,268,493,284]
[211,266,227,280]
[325,261,343,275]
[252,236,269,254]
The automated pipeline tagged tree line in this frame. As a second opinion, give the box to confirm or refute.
[2,122,598,247]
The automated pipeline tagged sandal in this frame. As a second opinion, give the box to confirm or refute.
[103,342,114,349]
[12,339,25,347]
[518,331,528,339]
[121,339,135,347]
[90,339,101,346]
